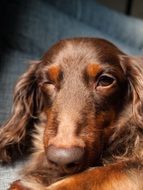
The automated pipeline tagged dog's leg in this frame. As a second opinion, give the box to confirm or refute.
[9,160,143,190]
[46,160,143,190]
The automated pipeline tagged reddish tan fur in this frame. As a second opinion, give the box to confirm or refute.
[0,38,143,190]
[86,63,102,78]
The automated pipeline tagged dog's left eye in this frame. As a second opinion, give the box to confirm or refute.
[97,74,115,87]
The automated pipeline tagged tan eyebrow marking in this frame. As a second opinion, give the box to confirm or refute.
[47,66,61,82]
[86,63,102,77]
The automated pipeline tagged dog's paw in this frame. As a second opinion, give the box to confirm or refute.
[8,180,31,190]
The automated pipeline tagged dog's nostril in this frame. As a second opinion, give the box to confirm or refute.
[47,145,85,169]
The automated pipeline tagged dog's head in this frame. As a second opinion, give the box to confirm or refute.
[0,38,143,176]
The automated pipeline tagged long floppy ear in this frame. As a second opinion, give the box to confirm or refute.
[124,56,143,127]
[0,61,44,162]
[107,56,143,159]
[124,56,143,156]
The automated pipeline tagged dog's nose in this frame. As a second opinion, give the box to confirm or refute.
[47,145,84,170]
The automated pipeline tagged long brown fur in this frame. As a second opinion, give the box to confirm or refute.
[0,38,143,190]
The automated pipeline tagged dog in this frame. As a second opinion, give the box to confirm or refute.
[0,38,143,190]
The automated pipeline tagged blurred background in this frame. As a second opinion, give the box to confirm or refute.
[97,0,143,19]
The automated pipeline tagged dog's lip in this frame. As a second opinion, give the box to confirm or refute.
[47,160,85,175]
[61,162,84,174]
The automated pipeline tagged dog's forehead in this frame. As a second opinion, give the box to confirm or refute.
[43,38,124,75]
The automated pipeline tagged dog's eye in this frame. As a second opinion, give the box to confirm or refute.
[97,75,115,87]
[43,81,55,86]
[40,81,56,91]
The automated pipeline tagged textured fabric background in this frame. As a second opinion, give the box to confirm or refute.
[0,162,23,189]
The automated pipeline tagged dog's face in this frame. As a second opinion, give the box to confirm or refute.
[1,38,143,180]
[36,38,129,174]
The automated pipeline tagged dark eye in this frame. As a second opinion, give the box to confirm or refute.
[97,75,115,87]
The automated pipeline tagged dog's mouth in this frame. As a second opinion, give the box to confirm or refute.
[47,159,85,176]
[61,161,85,174]
[41,160,85,186]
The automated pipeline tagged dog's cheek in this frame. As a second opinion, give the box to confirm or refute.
[79,114,103,165]
[43,109,59,149]
[80,107,116,165]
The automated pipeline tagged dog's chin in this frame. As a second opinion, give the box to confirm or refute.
[46,165,85,186]
[48,162,85,176]
[46,161,101,187]
[46,156,101,177]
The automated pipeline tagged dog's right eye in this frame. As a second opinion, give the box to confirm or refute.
[40,81,56,93]
[43,81,55,86]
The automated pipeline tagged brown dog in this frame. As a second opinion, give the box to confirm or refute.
[0,38,143,190]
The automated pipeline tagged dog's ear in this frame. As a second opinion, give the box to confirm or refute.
[0,61,44,162]
[120,56,143,127]
[107,56,143,158]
